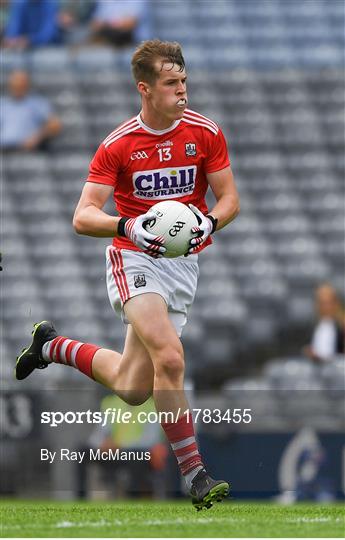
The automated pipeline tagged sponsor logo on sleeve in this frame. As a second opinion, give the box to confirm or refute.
[132,165,196,200]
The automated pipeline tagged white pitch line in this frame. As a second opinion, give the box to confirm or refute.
[56,516,246,528]
[56,519,122,528]
[140,517,246,526]
[2,515,342,531]
[286,517,343,524]
[1,516,245,531]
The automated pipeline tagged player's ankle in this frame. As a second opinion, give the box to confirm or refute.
[184,465,204,490]
[41,340,54,362]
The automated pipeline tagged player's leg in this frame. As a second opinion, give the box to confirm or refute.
[123,293,229,509]
[92,324,154,405]
[124,293,188,412]
[15,321,109,382]
[15,321,154,406]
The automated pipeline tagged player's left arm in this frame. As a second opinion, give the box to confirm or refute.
[206,165,240,230]
[188,166,239,251]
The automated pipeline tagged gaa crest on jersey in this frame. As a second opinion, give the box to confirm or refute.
[185,142,197,157]
[131,150,148,160]
[134,274,146,288]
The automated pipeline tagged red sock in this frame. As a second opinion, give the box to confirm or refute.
[161,413,203,476]
[43,337,100,379]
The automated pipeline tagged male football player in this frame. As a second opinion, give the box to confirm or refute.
[16,40,240,510]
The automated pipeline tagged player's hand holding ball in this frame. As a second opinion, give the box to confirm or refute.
[143,201,198,258]
[118,211,166,258]
[118,202,216,258]
[186,204,217,254]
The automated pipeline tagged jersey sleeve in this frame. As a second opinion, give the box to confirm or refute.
[87,143,119,187]
[204,127,230,174]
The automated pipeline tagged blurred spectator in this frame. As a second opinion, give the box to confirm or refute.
[3,0,61,49]
[76,395,168,499]
[0,0,9,42]
[0,70,62,151]
[90,0,151,47]
[302,284,345,363]
[58,0,95,46]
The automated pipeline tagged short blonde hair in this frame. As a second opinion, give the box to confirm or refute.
[131,39,185,85]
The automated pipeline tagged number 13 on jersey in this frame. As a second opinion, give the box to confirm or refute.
[158,148,172,161]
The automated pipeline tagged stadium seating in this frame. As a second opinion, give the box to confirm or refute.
[2,0,344,392]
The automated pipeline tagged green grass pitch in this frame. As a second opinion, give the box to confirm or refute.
[0,500,344,537]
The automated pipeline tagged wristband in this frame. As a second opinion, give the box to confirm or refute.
[117,217,129,237]
[206,215,218,234]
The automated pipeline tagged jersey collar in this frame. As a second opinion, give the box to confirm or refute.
[136,113,181,135]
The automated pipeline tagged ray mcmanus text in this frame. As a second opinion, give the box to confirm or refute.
[41,448,151,464]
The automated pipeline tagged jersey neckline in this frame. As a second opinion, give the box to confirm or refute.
[136,113,181,135]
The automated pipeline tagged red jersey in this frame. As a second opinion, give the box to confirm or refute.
[87,108,230,252]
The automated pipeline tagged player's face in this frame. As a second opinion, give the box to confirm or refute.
[148,62,188,121]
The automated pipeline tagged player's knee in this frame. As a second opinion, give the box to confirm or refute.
[112,369,153,405]
[120,390,152,406]
[154,346,184,380]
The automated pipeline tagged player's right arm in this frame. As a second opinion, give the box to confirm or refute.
[73,182,165,257]
[73,182,120,237]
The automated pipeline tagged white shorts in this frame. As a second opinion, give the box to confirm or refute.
[105,247,199,336]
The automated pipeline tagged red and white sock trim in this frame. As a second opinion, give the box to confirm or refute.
[161,413,203,476]
[45,337,82,367]
[172,436,200,465]
[42,337,100,379]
